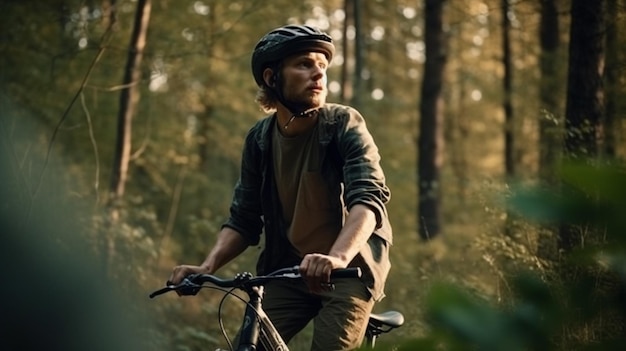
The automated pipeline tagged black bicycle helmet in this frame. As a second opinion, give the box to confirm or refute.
[251,25,335,87]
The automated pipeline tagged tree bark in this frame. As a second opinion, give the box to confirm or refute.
[418,0,447,240]
[352,0,364,109]
[563,0,605,160]
[603,0,620,157]
[502,0,515,177]
[110,0,152,202]
[340,0,353,104]
[537,0,562,260]
[538,0,561,182]
[559,0,605,251]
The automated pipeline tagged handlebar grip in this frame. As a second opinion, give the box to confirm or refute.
[330,267,362,279]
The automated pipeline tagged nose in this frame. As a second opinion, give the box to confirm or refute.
[312,65,326,81]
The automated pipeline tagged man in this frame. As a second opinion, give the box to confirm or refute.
[168,24,392,350]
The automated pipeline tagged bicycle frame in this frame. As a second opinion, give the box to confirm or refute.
[235,288,404,350]
[150,266,403,351]
[236,285,289,351]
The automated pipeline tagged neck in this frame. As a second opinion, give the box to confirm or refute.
[276,104,319,137]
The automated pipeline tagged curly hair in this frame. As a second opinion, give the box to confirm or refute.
[255,84,279,113]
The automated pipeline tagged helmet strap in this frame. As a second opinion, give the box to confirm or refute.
[270,66,319,129]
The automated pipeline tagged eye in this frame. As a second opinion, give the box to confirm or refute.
[297,60,314,68]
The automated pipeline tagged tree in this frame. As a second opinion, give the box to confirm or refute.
[538,0,562,182]
[105,0,152,274]
[562,0,605,160]
[536,0,562,260]
[340,0,353,104]
[603,0,622,157]
[352,0,365,109]
[110,0,152,203]
[559,0,606,250]
[502,0,514,177]
[501,0,518,238]
[417,0,447,240]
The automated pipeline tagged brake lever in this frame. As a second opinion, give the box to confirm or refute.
[149,277,202,298]
[149,286,173,298]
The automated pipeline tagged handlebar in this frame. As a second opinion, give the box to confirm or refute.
[149,265,361,299]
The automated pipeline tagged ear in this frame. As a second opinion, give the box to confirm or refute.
[262,68,275,87]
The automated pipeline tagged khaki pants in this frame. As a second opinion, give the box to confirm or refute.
[257,277,374,351]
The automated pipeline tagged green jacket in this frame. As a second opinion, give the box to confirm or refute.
[223,103,392,301]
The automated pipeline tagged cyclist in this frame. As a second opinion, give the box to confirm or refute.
[168,24,393,351]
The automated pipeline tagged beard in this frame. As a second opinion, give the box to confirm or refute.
[283,88,327,113]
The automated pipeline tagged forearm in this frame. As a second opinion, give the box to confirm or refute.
[200,227,249,273]
[328,204,377,266]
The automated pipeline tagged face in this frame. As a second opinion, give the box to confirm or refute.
[278,51,329,110]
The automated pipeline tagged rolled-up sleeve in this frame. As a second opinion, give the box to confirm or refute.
[222,126,264,246]
[338,108,391,230]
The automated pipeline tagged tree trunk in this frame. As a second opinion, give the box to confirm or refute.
[501,0,518,238]
[110,0,152,202]
[538,0,561,182]
[502,0,515,177]
[105,0,152,274]
[352,0,364,109]
[563,0,605,160]
[340,0,353,104]
[418,0,447,240]
[559,0,605,252]
[603,0,620,157]
[537,0,562,261]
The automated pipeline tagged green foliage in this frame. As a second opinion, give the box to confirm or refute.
[0,126,153,351]
[514,161,626,246]
[385,161,626,351]
[410,274,559,351]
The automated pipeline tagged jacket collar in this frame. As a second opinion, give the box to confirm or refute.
[255,104,341,152]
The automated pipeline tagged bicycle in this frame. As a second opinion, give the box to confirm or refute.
[150,265,404,350]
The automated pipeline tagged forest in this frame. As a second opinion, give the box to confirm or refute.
[1,0,625,350]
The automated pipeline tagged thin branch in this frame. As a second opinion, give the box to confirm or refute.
[85,81,139,92]
[80,92,101,206]
[32,26,115,212]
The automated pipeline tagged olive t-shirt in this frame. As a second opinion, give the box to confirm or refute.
[272,120,343,257]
